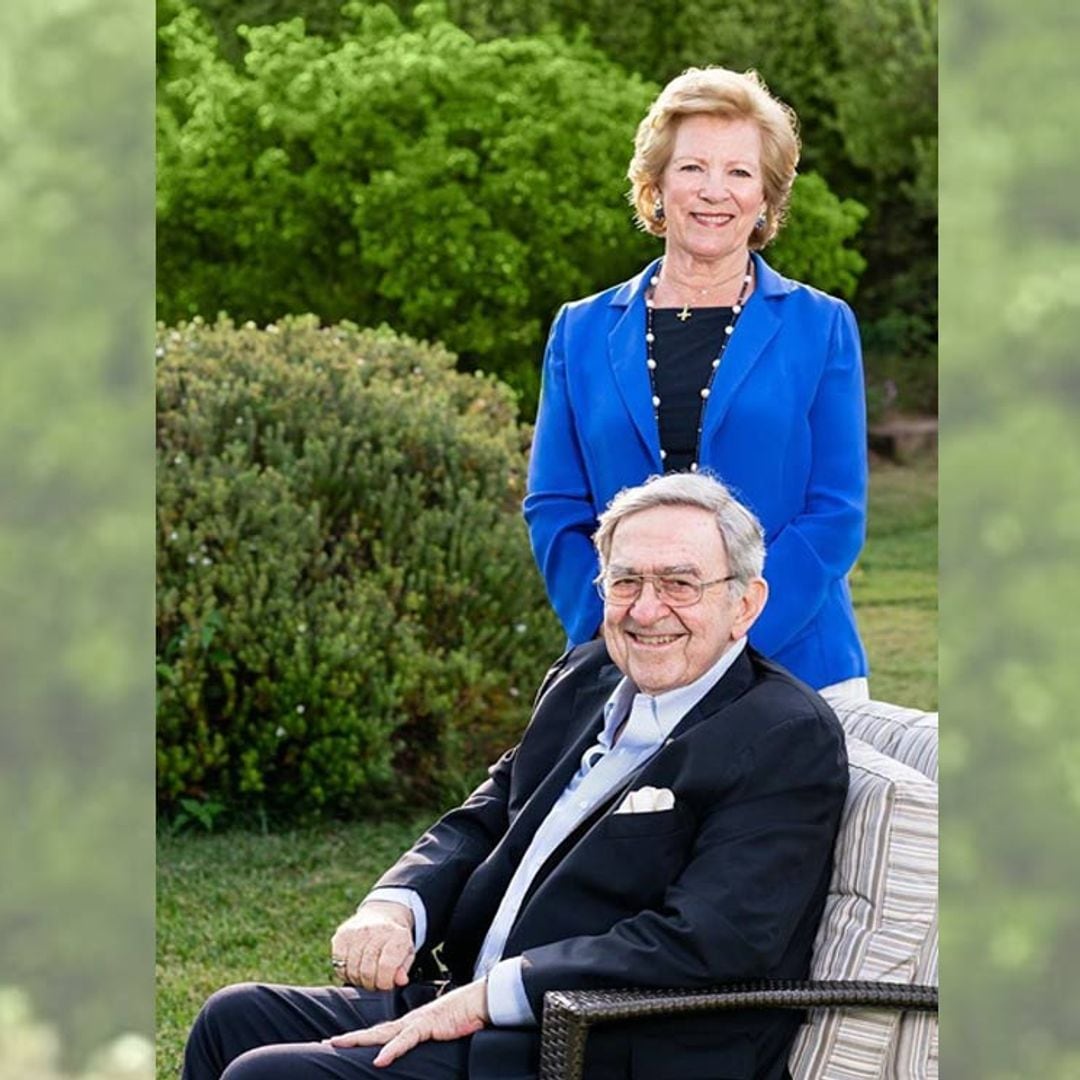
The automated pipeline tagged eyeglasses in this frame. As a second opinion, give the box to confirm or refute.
[595,573,739,608]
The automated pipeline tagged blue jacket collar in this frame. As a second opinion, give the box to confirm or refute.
[608,256,662,309]
[608,252,794,310]
[605,252,790,468]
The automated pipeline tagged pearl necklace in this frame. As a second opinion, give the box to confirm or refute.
[644,255,753,472]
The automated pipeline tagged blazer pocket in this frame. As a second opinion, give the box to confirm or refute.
[602,808,684,839]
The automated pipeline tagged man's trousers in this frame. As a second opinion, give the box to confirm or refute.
[182,981,472,1080]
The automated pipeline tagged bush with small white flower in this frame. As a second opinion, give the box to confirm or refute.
[157,317,563,822]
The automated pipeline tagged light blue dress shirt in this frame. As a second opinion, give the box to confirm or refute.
[366,638,747,1026]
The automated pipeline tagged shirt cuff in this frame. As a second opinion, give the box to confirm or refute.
[362,887,428,951]
[485,957,536,1027]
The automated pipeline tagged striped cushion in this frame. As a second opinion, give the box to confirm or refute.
[789,737,938,1078]
[832,699,939,782]
[895,916,938,1077]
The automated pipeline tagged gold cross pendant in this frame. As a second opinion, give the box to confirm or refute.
[677,304,692,322]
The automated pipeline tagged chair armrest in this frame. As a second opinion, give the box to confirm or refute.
[538,979,938,1080]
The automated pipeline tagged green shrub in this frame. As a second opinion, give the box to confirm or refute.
[156,316,564,821]
[767,171,867,300]
[157,1,867,414]
[156,2,658,410]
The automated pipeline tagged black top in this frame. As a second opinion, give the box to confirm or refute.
[651,307,733,472]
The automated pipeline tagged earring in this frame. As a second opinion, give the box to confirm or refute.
[755,211,767,230]
[653,197,665,223]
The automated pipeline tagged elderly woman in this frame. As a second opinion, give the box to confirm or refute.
[525,66,868,697]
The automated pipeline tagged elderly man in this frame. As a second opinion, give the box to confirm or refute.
[184,472,848,1080]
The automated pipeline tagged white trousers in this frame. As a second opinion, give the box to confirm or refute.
[818,677,870,706]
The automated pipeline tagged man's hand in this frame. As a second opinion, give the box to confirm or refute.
[326,979,489,1067]
[330,901,416,991]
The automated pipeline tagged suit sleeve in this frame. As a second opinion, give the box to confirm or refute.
[371,750,514,948]
[369,648,576,945]
[524,305,605,645]
[517,710,848,1016]
[749,300,868,655]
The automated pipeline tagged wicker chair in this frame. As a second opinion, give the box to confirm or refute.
[539,980,938,1080]
[538,699,939,1080]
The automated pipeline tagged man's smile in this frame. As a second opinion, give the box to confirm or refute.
[625,630,686,648]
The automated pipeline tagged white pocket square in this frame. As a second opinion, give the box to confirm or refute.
[614,785,675,814]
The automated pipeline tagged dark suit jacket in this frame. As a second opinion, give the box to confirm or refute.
[375,640,849,1080]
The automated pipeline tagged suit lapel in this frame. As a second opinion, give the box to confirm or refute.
[665,643,757,743]
[575,645,757,827]
[698,253,797,448]
[514,646,759,914]
[607,259,663,468]
[607,255,793,462]
[699,297,779,448]
[509,664,622,841]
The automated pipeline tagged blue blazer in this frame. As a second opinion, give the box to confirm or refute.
[376,640,849,1079]
[525,253,869,689]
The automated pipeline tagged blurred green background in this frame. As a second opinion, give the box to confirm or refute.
[0,0,155,1073]
[939,3,1080,1075]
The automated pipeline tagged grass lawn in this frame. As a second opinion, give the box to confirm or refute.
[157,819,431,1076]
[854,454,938,710]
[156,455,937,1074]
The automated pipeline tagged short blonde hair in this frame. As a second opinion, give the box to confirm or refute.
[627,67,800,248]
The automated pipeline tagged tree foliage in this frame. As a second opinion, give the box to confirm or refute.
[828,0,937,408]
[1,0,154,1064]
[175,0,936,413]
[768,172,867,301]
[157,0,868,413]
